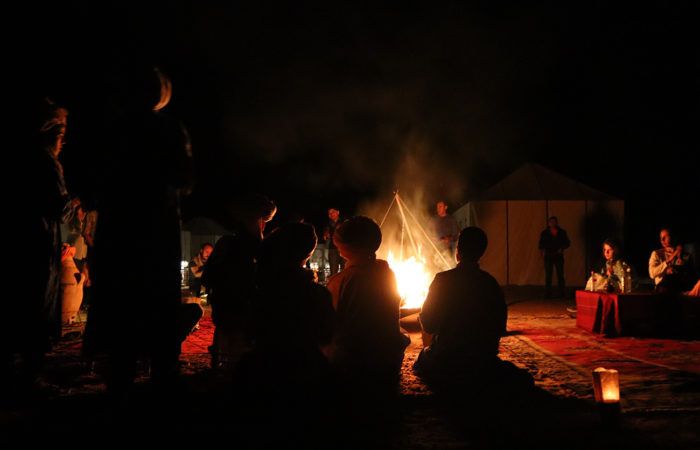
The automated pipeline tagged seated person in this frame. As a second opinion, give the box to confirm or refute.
[202,193,277,370]
[326,216,410,389]
[238,222,335,400]
[649,228,697,294]
[414,227,531,389]
[189,242,213,297]
[585,238,634,293]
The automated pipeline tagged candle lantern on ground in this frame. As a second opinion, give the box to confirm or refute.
[592,367,621,427]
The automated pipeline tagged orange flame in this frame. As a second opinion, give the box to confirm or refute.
[387,250,432,309]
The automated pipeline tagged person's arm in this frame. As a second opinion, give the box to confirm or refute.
[189,260,203,276]
[648,250,667,281]
[561,229,571,250]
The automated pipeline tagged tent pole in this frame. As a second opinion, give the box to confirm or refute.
[506,200,510,285]
[379,192,398,228]
[395,193,422,261]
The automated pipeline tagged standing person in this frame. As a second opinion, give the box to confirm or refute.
[323,207,344,276]
[649,228,697,294]
[538,216,570,298]
[326,216,410,394]
[84,65,193,400]
[201,194,277,371]
[189,243,213,297]
[430,200,460,264]
[3,98,73,396]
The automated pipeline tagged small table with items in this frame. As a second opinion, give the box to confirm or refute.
[575,290,699,338]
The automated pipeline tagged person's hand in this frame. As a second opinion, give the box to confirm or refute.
[666,247,681,264]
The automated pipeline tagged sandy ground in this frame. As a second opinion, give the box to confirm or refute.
[2,287,699,448]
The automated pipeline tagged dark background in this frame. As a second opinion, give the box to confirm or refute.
[13,1,698,274]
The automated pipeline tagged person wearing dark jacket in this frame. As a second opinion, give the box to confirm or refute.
[3,98,73,396]
[239,222,335,405]
[538,216,571,298]
[414,227,532,392]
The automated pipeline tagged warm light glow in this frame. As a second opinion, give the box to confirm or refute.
[387,250,432,309]
[593,367,620,403]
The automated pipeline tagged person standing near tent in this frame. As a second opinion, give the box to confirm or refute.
[430,200,460,263]
[538,216,570,298]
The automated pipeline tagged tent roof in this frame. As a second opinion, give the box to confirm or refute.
[476,163,620,201]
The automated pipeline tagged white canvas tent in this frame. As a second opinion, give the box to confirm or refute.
[453,163,624,287]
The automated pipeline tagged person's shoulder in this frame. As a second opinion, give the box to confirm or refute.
[477,267,502,286]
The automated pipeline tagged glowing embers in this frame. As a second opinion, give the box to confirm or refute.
[388,250,431,310]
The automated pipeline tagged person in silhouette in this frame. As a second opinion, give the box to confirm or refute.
[202,194,277,371]
[238,222,335,406]
[415,226,532,392]
[83,65,193,401]
[538,216,570,298]
[3,98,74,397]
[326,216,410,393]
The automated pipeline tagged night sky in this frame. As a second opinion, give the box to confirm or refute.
[16,2,698,270]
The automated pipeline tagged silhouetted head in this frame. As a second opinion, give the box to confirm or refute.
[457,227,487,262]
[225,193,277,238]
[112,64,172,113]
[333,216,382,260]
[548,216,559,229]
[262,222,318,266]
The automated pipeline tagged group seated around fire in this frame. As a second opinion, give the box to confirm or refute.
[414,226,532,390]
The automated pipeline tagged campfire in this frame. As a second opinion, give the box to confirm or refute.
[379,191,454,312]
[387,251,431,310]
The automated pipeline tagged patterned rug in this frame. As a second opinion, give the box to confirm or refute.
[506,314,700,412]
